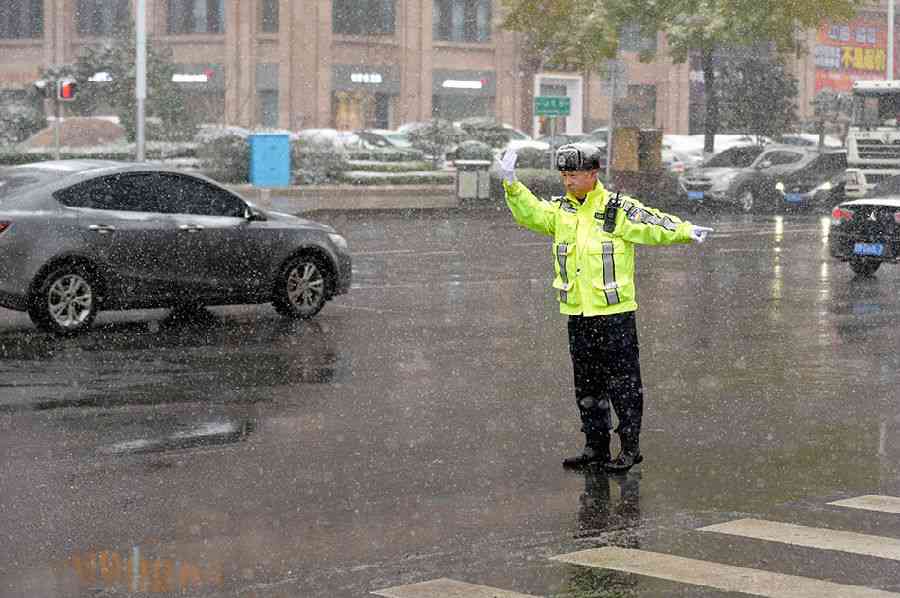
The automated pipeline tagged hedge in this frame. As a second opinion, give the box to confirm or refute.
[336,170,454,185]
[452,140,494,161]
[346,149,425,162]
[345,160,435,173]
[196,134,249,184]
[0,144,197,166]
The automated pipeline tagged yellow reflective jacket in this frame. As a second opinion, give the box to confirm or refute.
[503,179,694,316]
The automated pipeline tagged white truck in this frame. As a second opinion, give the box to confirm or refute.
[844,80,900,198]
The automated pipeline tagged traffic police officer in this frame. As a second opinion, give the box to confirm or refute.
[497,143,712,472]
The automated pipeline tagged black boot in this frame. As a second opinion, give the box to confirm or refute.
[563,435,611,469]
[605,433,642,473]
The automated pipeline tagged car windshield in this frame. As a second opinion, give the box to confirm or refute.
[852,93,900,126]
[382,133,412,147]
[703,148,761,168]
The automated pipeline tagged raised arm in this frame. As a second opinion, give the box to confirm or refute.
[497,149,557,237]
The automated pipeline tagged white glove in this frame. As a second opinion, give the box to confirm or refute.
[690,225,714,243]
[495,148,518,184]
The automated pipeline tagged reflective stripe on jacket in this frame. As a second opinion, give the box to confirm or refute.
[503,179,693,316]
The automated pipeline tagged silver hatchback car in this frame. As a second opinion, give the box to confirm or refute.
[0,161,352,334]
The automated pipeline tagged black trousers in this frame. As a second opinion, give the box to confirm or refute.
[567,312,644,439]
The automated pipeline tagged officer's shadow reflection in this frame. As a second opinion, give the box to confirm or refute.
[576,466,641,544]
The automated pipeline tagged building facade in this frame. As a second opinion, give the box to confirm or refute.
[0,0,896,137]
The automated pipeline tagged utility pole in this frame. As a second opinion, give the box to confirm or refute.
[135,0,147,161]
[890,0,895,81]
[54,100,61,161]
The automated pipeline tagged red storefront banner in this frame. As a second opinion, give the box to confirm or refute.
[815,17,894,92]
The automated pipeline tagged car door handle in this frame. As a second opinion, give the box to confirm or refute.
[178,224,204,232]
[88,224,116,234]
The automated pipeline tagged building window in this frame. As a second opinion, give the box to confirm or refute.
[167,0,225,34]
[256,63,279,127]
[618,22,657,53]
[258,91,279,127]
[0,0,43,39]
[332,91,392,129]
[433,0,491,43]
[333,0,394,36]
[76,0,130,37]
[260,0,278,33]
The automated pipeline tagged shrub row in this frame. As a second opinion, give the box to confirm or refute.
[0,144,197,166]
[347,149,425,162]
[195,131,439,185]
[346,160,436,173]
[337,170,454,186]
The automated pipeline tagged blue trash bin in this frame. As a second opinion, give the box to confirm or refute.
[249,134,291,187]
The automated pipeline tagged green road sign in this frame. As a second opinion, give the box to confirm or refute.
[534,96,571,116]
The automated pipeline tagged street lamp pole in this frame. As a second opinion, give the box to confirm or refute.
[135,0,147,161]
[889,0,895,81]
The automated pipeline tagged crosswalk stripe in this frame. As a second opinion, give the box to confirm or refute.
[829,495,900,514]
[552,546,900,597]
[371,577,541,598]
[700,518,900,561]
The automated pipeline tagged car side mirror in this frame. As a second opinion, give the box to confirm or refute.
[757,160,772,170]
[245,207,267,222]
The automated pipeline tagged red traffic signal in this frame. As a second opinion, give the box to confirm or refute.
[57,78,78,102]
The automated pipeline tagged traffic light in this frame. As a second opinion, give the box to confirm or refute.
[56,78,78,102]
[33,79,52,98]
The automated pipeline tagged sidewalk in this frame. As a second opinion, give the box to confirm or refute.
[227,183,464,214]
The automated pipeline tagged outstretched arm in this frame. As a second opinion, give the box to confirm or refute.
[612,195,711,245]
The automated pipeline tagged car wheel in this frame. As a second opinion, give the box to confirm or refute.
[850,258,881,277]
[737,187,756,213]
[28,264,99,334]
[272,254,329,319]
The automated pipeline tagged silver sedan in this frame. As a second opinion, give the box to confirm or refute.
[0,160,352,334]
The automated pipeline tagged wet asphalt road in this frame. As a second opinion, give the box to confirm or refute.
[1,206,900,598]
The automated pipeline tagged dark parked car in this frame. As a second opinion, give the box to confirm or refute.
[679,145,846,212]
[771,149,847,210]
[830,175,900,276]
[0,161,352,334]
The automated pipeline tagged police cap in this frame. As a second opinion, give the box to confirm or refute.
[555,142,603,172]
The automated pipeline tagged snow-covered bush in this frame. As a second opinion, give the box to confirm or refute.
[196,128,250,183]
[336,170,454,185]
[407,119,464,168]
[452,140,494,161]
[0,102,46,146]
[515,146,552,169]
[292,129,351,185]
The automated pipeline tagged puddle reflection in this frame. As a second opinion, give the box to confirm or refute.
[560,468,642,595]
[0,311,348,412]
[99,418,256,455]
[828,276,898,344]
[576,468,642,541]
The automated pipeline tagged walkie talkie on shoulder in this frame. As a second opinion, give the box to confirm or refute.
[603,191,621,233]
